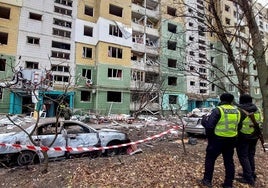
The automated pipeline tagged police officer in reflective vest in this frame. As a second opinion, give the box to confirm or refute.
[236,94,262,186]
[200,93,242,188]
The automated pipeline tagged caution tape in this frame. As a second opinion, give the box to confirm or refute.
[0,125,182,152]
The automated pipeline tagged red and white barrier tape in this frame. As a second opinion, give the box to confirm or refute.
[0,125,182,152]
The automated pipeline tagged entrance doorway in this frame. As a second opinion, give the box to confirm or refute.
[22,96,34,115]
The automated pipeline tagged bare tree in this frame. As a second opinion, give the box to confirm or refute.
[161,0,267,140]
[236,0,268,139]
[0,64,73,172]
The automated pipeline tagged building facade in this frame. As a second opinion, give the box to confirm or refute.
[0,0,266,116]
[0,0,22,113]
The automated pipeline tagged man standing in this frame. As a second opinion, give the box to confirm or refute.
[236,94,262,186]
[200,93,241,188]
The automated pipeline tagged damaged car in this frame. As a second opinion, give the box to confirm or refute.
[182,108,212,136]
[183,117,205,136]
[0,117,131,166]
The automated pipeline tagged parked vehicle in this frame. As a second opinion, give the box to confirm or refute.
[183,117,205,136]
[0,117,131,166]
[183,108,212,136]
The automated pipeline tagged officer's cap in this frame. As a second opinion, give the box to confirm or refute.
[220,93,234,103]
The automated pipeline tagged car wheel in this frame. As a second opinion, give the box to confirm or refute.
[88,150,102,158]
[105,141,122,157]
[17,151,36,166]
[186,132,194,137]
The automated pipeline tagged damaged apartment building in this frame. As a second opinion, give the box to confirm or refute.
[0,0,266,116]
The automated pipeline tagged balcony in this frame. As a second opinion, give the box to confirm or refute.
[131,60,159,72]
[131,22,159,37]
[132,3,160,20]
[132,39,159,56]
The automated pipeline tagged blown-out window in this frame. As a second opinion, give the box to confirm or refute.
[0,6,10,19]
[83,47,92,58]
[108,68,122,79]
[107,91,122,102]
[108,46,122,58]
[81,91,91,101]
[109,4,123,17]
[85,5,93,16]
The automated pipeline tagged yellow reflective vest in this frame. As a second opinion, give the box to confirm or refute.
[240,110,262,135]
[215,104,241,137]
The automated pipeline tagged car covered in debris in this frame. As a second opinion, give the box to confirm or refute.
[0,117,131,166]
[183,108,212,136]
[183,117,205,136]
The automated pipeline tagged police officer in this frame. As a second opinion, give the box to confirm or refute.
[200,93,241,188]
[236,94,262,186]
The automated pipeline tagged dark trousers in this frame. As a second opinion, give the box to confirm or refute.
[203,137,237,186]
[236,136,258,181]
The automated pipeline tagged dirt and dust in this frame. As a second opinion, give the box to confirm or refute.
[1,122,268,188]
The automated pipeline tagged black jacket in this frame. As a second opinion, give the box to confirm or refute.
[237,103,259,139]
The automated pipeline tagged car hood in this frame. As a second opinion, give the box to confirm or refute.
[0,125,35,143]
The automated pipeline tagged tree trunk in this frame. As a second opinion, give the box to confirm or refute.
[239,0,268,140]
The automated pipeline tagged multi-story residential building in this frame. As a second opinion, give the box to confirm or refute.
[159,0,188,114]
[75,0,132,115]
[9,0,76,116]
[131,0,161,115]
[207,0,242,101]
[0,0,267,116]
[184,0,218,111]
[207,1,264,107]
[0,0,22,113]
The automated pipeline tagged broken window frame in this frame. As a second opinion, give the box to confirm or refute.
[27,36,40,45]
[84,5,93,16]
[29,12,42,21]
[81,90,91,101]
[107,91,122,103]
[52,41,71,50]
[25,61,39,69]
[167,58,177,68]
[54,6,72,16]
[168,76,177,86]
[167,40,177,50]
[84,26,93,37]
[54,0,73,7]
[169,95,177,104]
[53,18,72,28]
[0,32,8,45]
[51,65,69,72]
[109,4,123,17]
[0,58,6,71]
[108,46,123,59]
[82,47,92,58]
[51,51,70,59]
[53,75,69,82]
[52,28,71,38]
[109,24,123,38]
[0,6,10,19]
[82,69,91,79]
[108,68,122,79]
[0,88,2,100]
[131,70,145,81]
